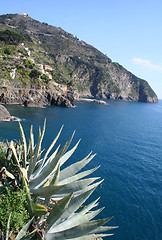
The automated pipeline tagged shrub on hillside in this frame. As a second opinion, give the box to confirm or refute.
[0,30,24,44]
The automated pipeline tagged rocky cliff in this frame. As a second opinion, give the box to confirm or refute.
[0,104,11,120]
[0,13,158,105]
[0,85,75,108]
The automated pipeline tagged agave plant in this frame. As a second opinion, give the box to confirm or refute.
[1,120,117,239]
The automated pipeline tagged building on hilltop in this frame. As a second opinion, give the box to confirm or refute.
[22,12,28,16]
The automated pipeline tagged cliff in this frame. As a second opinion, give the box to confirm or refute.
[0,13,158,105]
[0,85,74,108]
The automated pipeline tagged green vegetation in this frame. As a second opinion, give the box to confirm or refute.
[41,74,50,84]
[4,46,15,55]
[112,62,125,72]
[18,47,28,56]
[29,69,41,79]
[0,188,29,233]
[23,59,34,69]
[0,142,6,163]
[0,121,117,239]
[0,30,24,44]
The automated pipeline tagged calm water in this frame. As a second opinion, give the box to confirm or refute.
[0,100,162,240]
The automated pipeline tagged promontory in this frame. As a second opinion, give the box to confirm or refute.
[0,13,158,107]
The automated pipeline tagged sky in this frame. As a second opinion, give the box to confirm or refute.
[1,0,162,98]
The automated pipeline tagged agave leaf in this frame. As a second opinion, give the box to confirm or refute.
[32,202,47,217]
[50,163,60,186]
[59,152,96,181]
[52,179,104,199]
[61,130,76,156]
[28,125,35,178]
[30,134,79,190]
[84,207,105,222]
[47,193,73,229]
[5,212,12,240]
[36,162,60,205]
[52,187,97,226]
[15,217,34,240]
[40,125,64,169]
[34,144,60,179]
[35,138,79,183]
[42,168,58,206]
[91,233,114,238]
[59,139,81,167]
[48,197,100,233]
[18,144,23,163]
[18,121,27,168]
[57,178,100,194]
[47,145,60,164]
[29,141,70,189]
[43,179,50,188]
[31,119,46,175]
[20,229,37,240]
[47,218,113,239]
[33,144,60,180]
[22,177,33,217]
[31,184,64,197]
[58,165,100,186]
[91,225,118,234]
[32,131,76,183]
[21,168,28,181]
[9,141,20,166]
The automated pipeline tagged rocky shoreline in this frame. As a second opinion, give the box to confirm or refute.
[79,98,108,105]
[0,104,11,121]
[0,86,76,121]
[0,86,75,108]
[0,85,110,110]
[0,104,20,121]
[0,91,110,121]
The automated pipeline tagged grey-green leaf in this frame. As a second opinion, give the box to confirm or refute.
[47,193,73,229]
[59,152,96,181]
[15,217,34,240]
[31,184,64,197]
[46,218,113,239]
[48,197,100,233]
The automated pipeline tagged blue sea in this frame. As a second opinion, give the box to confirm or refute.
[0,99,162,240]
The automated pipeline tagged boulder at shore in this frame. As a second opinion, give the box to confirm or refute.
[0,104,11,120]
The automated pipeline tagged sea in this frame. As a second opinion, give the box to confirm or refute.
[0,99,162,240]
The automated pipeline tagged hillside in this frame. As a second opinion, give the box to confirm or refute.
[0,13,158,105]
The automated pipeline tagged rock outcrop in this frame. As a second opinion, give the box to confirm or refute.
[79,98,108,105]
[0,104,11,120]
[0,87,75,108]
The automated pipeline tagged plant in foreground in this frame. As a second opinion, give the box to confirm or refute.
[0,120,118,239]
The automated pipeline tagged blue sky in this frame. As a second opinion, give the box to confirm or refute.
[1,0,162,98]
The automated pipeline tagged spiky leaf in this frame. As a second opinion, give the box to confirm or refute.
[32,202,47,217]
[31,184,64,197]
[15,217,34,240]
[47,193,73,229]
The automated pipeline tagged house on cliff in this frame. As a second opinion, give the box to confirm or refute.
[54,82,67,92]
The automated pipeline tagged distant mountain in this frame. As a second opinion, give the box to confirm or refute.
[0,13,158,105]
